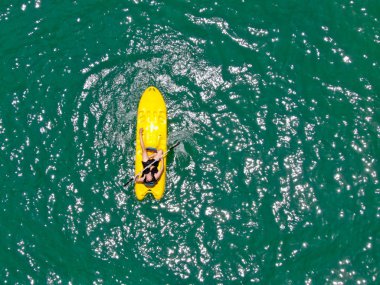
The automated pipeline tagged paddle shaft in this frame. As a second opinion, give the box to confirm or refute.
[124,141,179,187]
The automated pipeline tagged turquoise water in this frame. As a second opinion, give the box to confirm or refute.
[1,0,379,283]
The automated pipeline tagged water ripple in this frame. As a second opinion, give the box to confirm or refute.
[1,0,379,283]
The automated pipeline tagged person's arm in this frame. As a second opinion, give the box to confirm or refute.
[135,174,144,183]
[154,158,165,180]
[139,128,145,149]
[139,128,149,162]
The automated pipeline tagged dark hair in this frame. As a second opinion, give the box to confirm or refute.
[144,173,157,184]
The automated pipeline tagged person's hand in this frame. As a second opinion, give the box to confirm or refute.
[139,128,143,135]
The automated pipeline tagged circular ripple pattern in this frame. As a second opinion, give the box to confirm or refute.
[0,0,379,283]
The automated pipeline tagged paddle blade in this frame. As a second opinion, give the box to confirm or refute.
[169,141,180,150]
[123,177,134,187]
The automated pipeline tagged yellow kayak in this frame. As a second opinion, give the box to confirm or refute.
[134,86,167,200]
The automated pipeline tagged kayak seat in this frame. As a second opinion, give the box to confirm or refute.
[144,181,156,187]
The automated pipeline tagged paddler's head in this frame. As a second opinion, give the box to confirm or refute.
[146,172,154,182]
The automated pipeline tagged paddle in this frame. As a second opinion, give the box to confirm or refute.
[123,141,180,187]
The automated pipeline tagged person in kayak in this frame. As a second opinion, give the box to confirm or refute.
[135,128,164,185]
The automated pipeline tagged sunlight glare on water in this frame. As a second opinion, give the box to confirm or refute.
[0,0,379,283]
